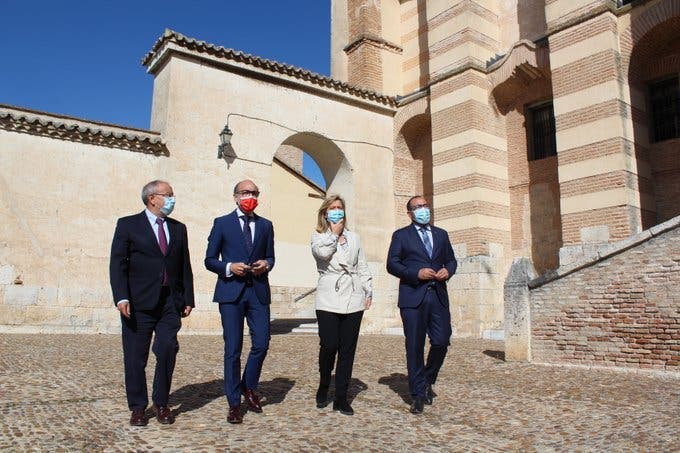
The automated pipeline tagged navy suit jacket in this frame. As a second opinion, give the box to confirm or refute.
[204,210,275,304]
[109,211,195,311]
[386,223,457,308]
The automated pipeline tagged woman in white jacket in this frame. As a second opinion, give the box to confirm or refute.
[311,195,372,416]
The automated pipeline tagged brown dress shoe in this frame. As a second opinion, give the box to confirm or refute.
[227,405,243,424]
[130,409,148,426]
[153,405,175,424]
[242,388,263,413]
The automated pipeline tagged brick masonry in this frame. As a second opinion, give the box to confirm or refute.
[530,216,680,371]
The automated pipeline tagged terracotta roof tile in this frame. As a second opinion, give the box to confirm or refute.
[142,29,396,107]
[0,104,169,156]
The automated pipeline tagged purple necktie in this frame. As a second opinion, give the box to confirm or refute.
[156,218,168,285]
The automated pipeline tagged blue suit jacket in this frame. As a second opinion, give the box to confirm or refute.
[204,210,275,304]
[109,211,194,311]
[386,223,457,308]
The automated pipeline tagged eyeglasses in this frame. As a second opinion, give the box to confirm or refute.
[235,190,260,197]
[153,192,174,197]
[409,203,429,211]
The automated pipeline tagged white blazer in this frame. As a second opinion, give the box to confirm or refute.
[311,229,372,314]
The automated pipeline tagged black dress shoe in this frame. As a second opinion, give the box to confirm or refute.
[152,404,175,424]
[242,388,263,413]
[425,385,436,405]
[129,409,148,426]
[410,397,425,414]
[227,405,243,424]
[316,386,329,408]
[333,399,354,416]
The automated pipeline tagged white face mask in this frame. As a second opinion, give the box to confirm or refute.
[327,209,344,224]
[412,207,430,225]
[160,196,176,216]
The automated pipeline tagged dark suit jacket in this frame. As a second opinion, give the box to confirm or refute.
[386,223,457,308]
[109,211,195,311]
[204,210,275,304]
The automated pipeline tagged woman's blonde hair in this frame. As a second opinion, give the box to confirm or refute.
[316,194,347,233]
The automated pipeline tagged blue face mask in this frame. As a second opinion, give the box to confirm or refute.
[160,196,175,216]
[327,209,344,224]
[412,207,430,225]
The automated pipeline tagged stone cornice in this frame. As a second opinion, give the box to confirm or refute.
[486,39,551,89]
[411,1,649,98]
[343,34,403,55]
[0,104,169,156]
[142,29,397,108]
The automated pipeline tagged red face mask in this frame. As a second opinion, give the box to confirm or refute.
[239,197,258,213]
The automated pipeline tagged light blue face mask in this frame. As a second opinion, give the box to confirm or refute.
[160,196,176,216]
[412,207,430,225]
[327,209,345,224]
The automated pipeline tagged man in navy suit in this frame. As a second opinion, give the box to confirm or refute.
[110,180,194,426]
[387,195,457,414]
[205,179,275,424]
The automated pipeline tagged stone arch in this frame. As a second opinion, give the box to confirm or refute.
[268,132,353,319]
[625,6,680,228]
[393,96,432,227]
[279,132,353,201]
[491,52,562,274]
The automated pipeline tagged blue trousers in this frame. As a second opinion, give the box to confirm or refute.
[219,287,271,407]
[400,288,452,399]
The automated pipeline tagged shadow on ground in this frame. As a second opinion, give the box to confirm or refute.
[260,377,295,406]
[377,372,410,404]
[270,318,317,335]
[483,350,505,361]
[170,376,296,413]
[171,379,223,414]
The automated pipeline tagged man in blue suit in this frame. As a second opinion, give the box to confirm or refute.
[205,179,275,424]
[386,195,457,414]
[110,180,194,426]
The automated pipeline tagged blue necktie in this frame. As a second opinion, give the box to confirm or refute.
[419,227,432,258]
[241,215,253,252]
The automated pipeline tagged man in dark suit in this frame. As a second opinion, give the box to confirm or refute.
[110,180,194,426]
[205,179,275,424]
[386,195,457,414]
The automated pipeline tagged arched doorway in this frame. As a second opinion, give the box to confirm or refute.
[492,59,562,275]
[268,132,353,321]
[394,113,433,227]
[627,14,680,228]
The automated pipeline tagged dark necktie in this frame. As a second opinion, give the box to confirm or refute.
[419,226,432,258]
[156,218,168,285]
[241,215,253,252]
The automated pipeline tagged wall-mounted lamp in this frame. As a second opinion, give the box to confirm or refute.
[217,124,233,160]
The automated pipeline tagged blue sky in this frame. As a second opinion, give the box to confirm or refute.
[0,0,328,186]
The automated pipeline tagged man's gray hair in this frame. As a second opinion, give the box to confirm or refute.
[141,180,167,205]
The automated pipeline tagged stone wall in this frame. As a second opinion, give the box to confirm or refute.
[529,216,680,371]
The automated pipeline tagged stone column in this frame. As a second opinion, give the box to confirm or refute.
[503,257,537,362]
[549,9,644,264]
[430,69,510,338]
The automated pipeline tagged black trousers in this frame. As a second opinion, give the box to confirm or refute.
[121,287,181,411]
[316,309,363,401]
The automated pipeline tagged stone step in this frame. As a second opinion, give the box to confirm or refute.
[291,322,319,334]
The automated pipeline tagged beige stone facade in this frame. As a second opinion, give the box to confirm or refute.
[1,0,679,338]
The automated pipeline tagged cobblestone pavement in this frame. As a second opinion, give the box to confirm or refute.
[0,331,678,452]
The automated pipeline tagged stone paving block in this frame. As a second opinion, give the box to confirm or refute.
[0,333,678,451]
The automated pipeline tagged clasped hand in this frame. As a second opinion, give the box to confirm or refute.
[231,260,269,277]
[417,267,449,281]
